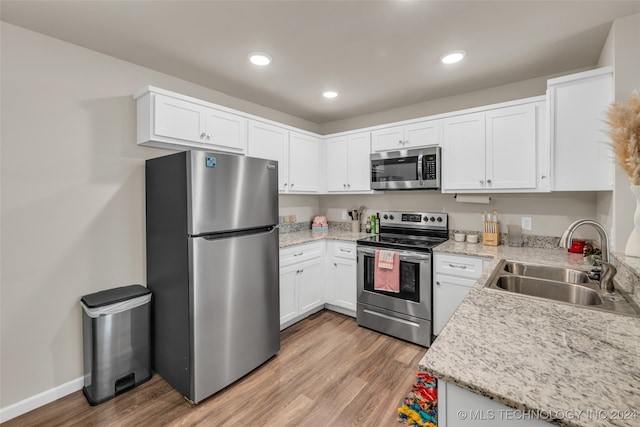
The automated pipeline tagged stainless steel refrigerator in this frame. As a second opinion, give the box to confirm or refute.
[145,150,280,404]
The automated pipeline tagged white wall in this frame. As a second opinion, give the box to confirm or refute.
[610,13,640,253]
[0,22,317,411]
[319,192,599,239]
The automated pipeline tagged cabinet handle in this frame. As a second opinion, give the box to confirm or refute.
[398,140,403,144]
[449,263,467,270]
[284,183,288,187]
[200,132,206,139]
[479,179,484,185]
[291,183,294,188]
[347,184,351,188]
[487,179,492,184]
[339,248,352,253]
[334,263,337,267]
[436,281,441,286]
[293,252,304,257]
[343,184,347,189]
[206,133,212,140]
[541,175,547,180]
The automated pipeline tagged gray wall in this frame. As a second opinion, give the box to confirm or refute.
[0,22,315,409]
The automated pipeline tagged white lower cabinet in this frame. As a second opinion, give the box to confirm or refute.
[438,381,550,426]
[279,241,326,328]
[433,253,489,335]
[326,241,357,315]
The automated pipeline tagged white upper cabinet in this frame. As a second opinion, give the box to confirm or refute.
[442,99,545,193]
[372,119,441,152]
[326,132,371,192]
[247,120,289,192]
[288,131,321,193]
[442,112,486,191]
[485,104,537,190]
[548,67,614,191]
[136,88,247,154]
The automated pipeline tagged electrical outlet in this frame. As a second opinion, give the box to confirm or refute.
[522,217,532,231]
[341,210,348,220]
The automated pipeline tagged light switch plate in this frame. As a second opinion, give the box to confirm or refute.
[522,217,532,231]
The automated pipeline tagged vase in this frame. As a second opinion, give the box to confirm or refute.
[625,185,640,257]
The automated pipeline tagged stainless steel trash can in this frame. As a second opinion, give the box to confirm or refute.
[81,284,152,405]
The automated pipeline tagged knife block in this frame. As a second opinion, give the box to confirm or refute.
[482,221,500,246]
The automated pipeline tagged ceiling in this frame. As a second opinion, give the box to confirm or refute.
[2,1,640,124]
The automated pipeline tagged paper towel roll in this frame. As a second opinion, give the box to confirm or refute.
[454,194,491,204]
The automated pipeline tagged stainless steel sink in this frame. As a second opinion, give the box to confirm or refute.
[502,261,592,284]
[486,259,640,317]
[495,276,602,306]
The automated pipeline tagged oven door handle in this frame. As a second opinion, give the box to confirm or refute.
[357,247,431,262]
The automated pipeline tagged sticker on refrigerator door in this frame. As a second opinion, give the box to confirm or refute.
[205,156,217,168]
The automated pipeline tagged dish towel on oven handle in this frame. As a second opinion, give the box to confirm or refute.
[374,250,400,293]
[377,249,395,269]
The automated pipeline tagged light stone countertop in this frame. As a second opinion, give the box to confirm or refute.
[422,241,640,427]
[279,229,368,248]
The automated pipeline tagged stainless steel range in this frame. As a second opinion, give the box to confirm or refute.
[356,211,448,347]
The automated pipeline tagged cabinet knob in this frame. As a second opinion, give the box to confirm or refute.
[334,263,337,267]
[436,281,441,286]
[479,179,485,185]
[398,140,403,144]
[284,183,288,187]
[541,175,547,180]
[200,132,206,139]
[487,179,492,184]
[347,184,351,188]
[206,133,212,140]
[291,183,294,188]
[343,184,347,188]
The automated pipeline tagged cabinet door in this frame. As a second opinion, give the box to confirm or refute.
[289,132,320,192]
[347,132,371,191]
[442,113,486,191]
[154,94,204,143]
[298,258,326,313]
[248,121,289,191]
[326,136,349,191]
[203,108,247,153]
[485,104,536,190]
[433,274,475,335]
[549,68,613,191]
[279,265,298,327]
[330,258,357,312]
[404,120,441,148]
[371,125,405,152]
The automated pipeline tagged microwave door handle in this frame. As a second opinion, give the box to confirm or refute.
[417,154,424,183]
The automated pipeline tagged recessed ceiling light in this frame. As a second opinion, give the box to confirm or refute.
[249,52,272,66]
[323,91,339,99]
[440,50,466,64]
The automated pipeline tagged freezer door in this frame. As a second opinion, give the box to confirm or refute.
[187,151,278,235]
[189,227,280,403]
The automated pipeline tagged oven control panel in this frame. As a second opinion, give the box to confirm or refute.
[378,211,448,230]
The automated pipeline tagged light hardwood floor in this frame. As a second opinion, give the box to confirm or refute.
[4,310,426,426]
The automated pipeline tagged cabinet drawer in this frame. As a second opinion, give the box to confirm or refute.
[434,253,486,279]
[332,241,357,260]
[280,241,325,267]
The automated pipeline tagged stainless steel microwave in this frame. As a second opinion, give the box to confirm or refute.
[370,146,441,190]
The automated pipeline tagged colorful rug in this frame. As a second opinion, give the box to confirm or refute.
[397,372,437,427]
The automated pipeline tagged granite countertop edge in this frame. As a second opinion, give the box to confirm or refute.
[279,229,368,247]
[423,241,640,427]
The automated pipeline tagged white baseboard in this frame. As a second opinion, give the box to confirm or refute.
[0,376,84,423]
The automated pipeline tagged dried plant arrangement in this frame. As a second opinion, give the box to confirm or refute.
[607,91,640,185]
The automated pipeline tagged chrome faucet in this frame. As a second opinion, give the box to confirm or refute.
[559,219,615,293]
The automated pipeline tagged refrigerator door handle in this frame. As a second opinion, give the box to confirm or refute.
[198,225,278,241]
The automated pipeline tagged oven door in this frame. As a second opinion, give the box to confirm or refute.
[357,247,432,320]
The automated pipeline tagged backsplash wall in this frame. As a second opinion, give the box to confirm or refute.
[318,191,602,240]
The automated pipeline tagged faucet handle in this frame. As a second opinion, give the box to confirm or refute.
[594,259,617,293]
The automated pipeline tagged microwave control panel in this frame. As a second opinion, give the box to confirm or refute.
[423,154,437,180]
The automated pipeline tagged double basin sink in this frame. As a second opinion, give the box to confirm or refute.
[485,259,640,317]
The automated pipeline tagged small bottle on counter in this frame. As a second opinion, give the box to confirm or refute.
[370,215,376,235]
[365,219,371,233]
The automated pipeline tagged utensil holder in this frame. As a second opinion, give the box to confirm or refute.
[482,221,500,246]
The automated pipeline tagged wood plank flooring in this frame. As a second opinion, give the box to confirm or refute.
[4,310,426,426]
